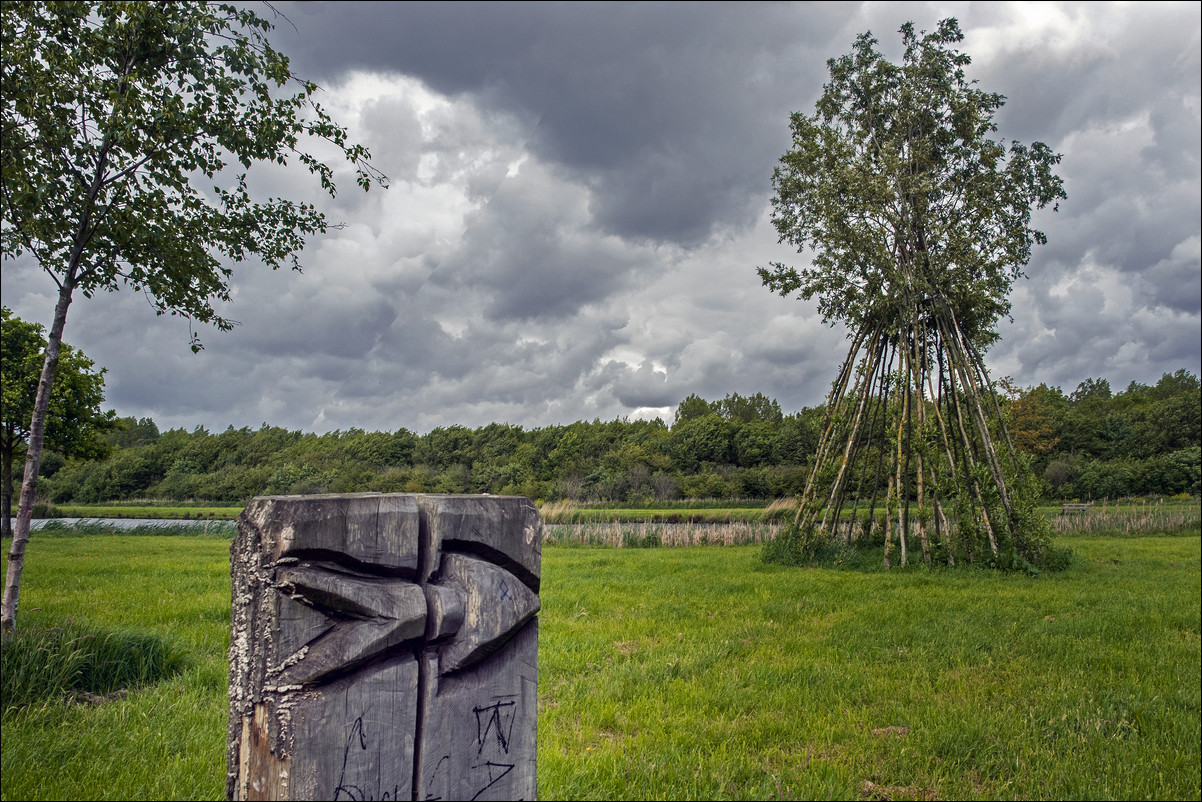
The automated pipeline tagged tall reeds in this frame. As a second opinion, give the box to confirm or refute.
[543,521,783,548]
[1051,499,1201,535]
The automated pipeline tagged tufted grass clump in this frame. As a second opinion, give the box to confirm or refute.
[1,618,187,711]
[621,528,662,549]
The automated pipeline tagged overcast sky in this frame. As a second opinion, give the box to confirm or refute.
[2,1,1199,434]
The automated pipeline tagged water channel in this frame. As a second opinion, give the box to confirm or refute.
[29,517,236,531]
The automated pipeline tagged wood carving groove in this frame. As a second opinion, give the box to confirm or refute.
[228,493,541,801]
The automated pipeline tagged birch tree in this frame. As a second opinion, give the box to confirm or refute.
[1,1,386,636]
[760,19,1066,571]
[1,307,115,539]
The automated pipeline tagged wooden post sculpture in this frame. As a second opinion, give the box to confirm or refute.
[227,494,541,801]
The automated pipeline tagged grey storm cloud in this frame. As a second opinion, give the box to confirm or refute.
[1142,237,1202,314]
[428,160,645,322]
[273,1,844,245]
[2,2,1198,434]
[588,359,678,411]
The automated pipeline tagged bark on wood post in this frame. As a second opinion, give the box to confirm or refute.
[227,493,542,801]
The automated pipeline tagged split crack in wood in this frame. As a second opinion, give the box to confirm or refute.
[228,493,541,801]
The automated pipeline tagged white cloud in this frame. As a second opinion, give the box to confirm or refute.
[2,2,1197,434]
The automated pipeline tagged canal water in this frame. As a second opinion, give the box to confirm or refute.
[29,517,235,531]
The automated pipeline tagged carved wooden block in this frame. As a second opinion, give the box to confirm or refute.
[227,493,541,801]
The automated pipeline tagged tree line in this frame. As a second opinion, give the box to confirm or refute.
[36,392,819,505]
[28,376,1200,507]
[1005,371,1199,500]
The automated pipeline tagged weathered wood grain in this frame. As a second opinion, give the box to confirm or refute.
[228,493,540,801]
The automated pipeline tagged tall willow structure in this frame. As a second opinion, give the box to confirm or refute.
[760,20,1066,570]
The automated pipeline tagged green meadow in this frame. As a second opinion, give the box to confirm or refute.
[1,526,1199,800]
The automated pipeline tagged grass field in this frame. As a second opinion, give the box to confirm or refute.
[1,526,1199,800]
[31,503,244,520]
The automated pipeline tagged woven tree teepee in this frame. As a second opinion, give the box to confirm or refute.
[760,20,1067,571]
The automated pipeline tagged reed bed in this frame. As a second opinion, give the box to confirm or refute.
[543,520,783,548]
[538,499,795,525]
[542,498,1201,552]
[1051,498,1201,535]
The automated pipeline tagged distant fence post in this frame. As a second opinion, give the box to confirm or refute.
[227,493,541,801]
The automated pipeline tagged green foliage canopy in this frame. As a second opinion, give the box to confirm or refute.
[1,1,385,345]
[759,19,1065,347]
[0,1,384,636]
[1,307,114,535]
